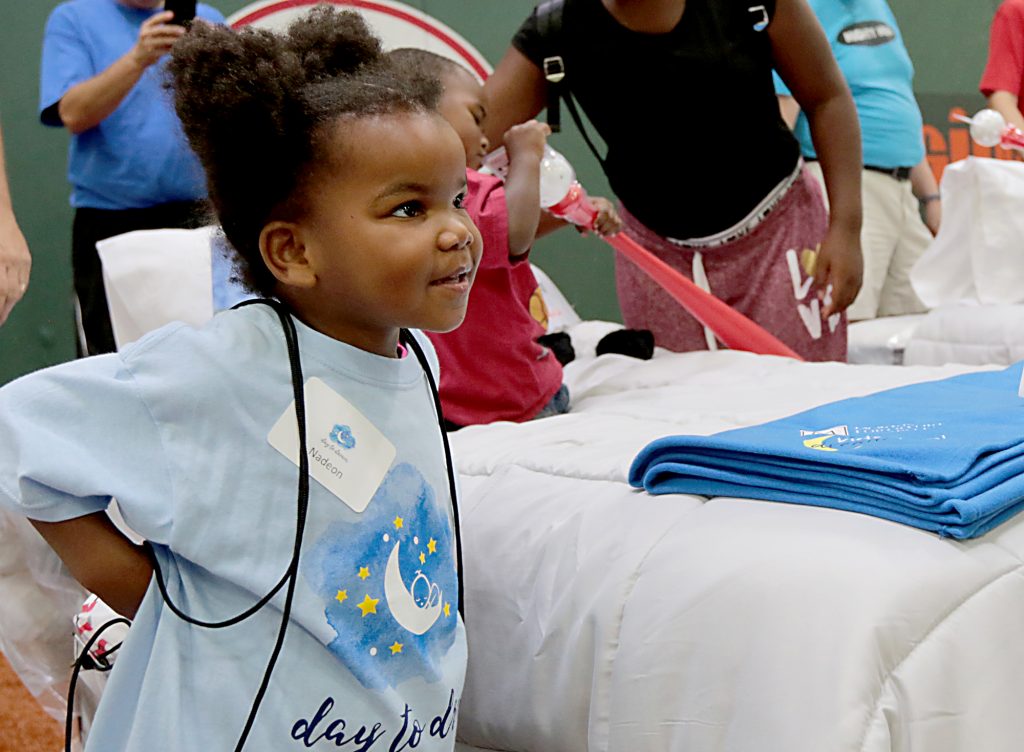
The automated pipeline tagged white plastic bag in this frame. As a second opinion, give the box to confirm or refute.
[911,157,1024,306]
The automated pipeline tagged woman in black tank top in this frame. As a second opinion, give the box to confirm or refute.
[483,0,864,362]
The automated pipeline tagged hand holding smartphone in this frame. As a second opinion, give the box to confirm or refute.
[164,0,197,26]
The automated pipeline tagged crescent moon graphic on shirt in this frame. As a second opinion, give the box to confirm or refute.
[384,541,442,635]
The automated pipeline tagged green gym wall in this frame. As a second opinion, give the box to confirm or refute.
[0,0,1012,383]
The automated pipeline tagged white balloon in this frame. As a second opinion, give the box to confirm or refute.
[970,108,1006,148]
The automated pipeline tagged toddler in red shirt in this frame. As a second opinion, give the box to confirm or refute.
[389,48,620,428]
[980,0,1024,131]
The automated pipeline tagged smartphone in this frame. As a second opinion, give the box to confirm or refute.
[164,0,197,25]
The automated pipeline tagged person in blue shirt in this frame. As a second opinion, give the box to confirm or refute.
[40,0,225,355]
[5,8,479,749]
[775,0,940,321]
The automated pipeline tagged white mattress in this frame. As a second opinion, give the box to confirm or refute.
[846,314,924,365]
[903,303,1024,366]
[451,322,1024,752]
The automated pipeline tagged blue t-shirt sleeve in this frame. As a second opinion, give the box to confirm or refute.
[39,5,94,125]
[0,354,172,534]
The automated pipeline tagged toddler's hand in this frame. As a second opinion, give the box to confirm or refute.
[503,120,550,165]
[588,197,622,236]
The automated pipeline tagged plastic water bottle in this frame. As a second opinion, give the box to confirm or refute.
[481,145,599,229]
[966,108,1024,152]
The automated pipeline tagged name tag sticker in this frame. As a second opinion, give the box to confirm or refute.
[267,377,396,513]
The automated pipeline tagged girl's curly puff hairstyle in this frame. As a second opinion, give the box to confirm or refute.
[168,7,442,295]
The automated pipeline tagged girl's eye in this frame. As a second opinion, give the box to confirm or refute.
[391,201,424,218]
[453,192,467,210]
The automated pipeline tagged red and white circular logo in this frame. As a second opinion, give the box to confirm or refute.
[228,0,491,80]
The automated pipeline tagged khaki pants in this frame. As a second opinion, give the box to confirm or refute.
[806,162,930,320]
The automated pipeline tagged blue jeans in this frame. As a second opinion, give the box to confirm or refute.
[533,384,571,419]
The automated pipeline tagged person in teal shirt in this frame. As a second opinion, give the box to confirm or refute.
[775,0,940,321]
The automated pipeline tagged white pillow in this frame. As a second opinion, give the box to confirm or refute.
[97,226,217,350]
[530,263,582,332]
[903,303,1024,366]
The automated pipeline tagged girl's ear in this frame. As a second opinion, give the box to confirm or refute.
[259,221,317,289]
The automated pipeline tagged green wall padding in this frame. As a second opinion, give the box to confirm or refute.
[0,0,1010,383]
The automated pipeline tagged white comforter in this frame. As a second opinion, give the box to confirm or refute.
[452,323,1024,752]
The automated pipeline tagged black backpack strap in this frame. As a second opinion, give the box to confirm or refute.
[535,0,608,169]
[537,0,566,133]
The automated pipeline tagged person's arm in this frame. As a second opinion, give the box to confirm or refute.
[980,1,1024,131]
[0,124,30,325]
[482,47,548,151]
[30,513,152,619]
[987,90,1024,132]
[57,11,184,134]
[770,0,863,317]
[910,158,941,236]
[502,120,549,256]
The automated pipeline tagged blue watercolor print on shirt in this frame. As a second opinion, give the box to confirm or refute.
[303,463,458,691]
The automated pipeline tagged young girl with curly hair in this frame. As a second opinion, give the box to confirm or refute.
[0,8,478,750]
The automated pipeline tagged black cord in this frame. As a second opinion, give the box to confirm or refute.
[142,298,310,750]
[66,617,131,752]
[230,299,309,750]
[401,331,465,619]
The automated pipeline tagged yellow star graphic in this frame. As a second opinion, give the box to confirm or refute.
[443,602,451,617]
[393,516,404,530]
[335,589,348,604]
[357,566,370,580]
[389,641,404,655]
[357,594,379,617]
[419,552,426,565]
[427,538,437,554]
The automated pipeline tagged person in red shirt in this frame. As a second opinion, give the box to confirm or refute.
[981,0,1024,131]
[388,48,620,428]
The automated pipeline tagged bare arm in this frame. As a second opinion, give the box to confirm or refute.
[910,157,941,236]
[987,90,1024,132]
[57,11,183,134]
[30,513,152,619]
[482,47,548,150]
[0,124,30,325]
[502,120,550,256]
[770,0,863,316]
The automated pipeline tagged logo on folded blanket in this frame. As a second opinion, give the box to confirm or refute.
[801,422,947,450]
[801,425,849,451]
[302,462,459,691]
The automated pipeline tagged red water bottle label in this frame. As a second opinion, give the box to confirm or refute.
[1002,124,1024,151]
[546,182,599,230]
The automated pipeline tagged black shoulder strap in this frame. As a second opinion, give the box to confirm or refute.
[535,0,608,169]
[537,0,566,133]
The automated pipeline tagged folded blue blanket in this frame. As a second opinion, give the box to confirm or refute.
[628,363,1024,539]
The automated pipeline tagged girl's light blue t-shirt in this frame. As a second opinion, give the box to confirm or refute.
[0,306,466,750]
